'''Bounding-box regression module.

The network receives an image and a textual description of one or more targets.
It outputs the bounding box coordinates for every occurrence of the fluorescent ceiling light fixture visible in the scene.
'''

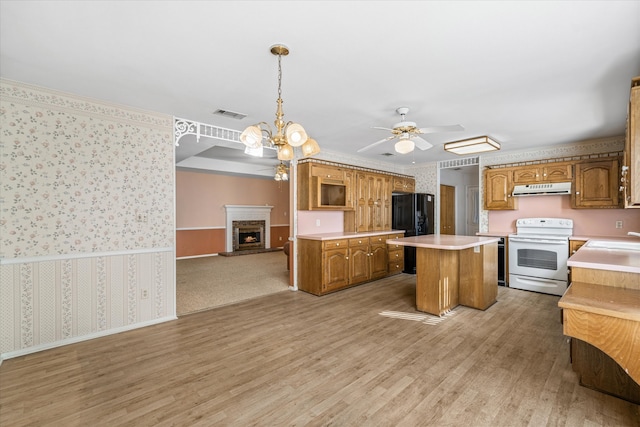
[244,144,264,157]
[444,136,500,155]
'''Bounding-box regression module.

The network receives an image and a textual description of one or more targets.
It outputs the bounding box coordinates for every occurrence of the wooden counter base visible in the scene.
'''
[416,242,497,316]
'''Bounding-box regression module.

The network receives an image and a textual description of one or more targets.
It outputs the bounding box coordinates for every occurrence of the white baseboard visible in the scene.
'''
[0,316,178,363]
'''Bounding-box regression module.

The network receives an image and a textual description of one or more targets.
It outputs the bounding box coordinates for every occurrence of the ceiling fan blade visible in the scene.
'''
[372,126,394,131]
[413,136,434,151]
[419,124,464,134]
[357,135,396,153]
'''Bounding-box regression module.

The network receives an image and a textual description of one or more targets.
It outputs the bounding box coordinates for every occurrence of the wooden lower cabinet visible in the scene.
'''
[297,233,403,296]
[571,338,640,405]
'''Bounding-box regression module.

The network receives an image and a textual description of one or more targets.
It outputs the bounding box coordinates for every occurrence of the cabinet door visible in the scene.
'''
[624,79,640,207]
[348,245,370,285]
[355,172,372,232]
[513,167,541,183]
[484,169,516,210]
[573,159,620,208]
[543,164,572,182]
[380,176,392,231]
[369,243,388,280]
[344,170,356,209]
[322,248,349,292]
[370,174,386,231]
[311,164,345,181]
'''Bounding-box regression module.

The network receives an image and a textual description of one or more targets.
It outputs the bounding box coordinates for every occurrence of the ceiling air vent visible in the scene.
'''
[213,109,247,120]
[380,153,395,157]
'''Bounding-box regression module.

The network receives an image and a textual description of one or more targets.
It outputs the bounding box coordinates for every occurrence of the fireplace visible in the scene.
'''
[224,205,273,253]
[233,221,265,251]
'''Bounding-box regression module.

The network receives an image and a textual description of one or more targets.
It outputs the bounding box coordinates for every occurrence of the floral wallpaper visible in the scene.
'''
[0,79,176,357]
[0,79,175,259]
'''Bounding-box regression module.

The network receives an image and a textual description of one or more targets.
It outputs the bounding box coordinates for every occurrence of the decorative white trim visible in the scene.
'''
[0,247,174,265]
[0,316,177,361]
[224,205,273,252]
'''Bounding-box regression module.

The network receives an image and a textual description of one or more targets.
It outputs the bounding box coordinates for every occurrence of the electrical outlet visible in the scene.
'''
[316,219,321,227]
[616,220,623,229]
[141,289,148,299]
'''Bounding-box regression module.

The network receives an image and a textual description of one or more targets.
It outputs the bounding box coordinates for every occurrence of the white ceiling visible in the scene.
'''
[2,1,639,176]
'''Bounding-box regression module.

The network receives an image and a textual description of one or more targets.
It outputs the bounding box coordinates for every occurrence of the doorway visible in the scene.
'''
[438,159,480,236]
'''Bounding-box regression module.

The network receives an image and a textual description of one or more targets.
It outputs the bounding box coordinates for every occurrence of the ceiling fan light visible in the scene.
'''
[444,136,500,155]
[394,138,415,154]
[240,125,263,148]
[277,144,294,161]
[285,123,308,147]
[301,138,320,157]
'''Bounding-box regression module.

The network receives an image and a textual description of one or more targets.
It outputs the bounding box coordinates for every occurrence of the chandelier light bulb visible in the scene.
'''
[301,138,320,157]
[285,123,308,147]
[240,125,263,148]
[277,144,294,161]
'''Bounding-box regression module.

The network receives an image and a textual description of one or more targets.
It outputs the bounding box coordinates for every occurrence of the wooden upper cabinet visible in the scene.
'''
[297,162,353,211]
[484,169,517,210]
[512,163,572,184]
[355,172,389,232]
[623,76,640,208]
[572,159,621,208]
[392,176,415,193]
[544,163,572,182]
[512,167,541,183]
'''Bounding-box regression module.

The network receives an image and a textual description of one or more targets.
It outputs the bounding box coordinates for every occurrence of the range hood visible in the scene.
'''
[512,182,572,196]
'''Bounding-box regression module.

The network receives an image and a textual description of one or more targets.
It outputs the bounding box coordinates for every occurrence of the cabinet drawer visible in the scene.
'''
[369,235,388,244]
[387,249,403,261]
[323,239,348,250]
[388,260,404,274]
[349,237,368,247]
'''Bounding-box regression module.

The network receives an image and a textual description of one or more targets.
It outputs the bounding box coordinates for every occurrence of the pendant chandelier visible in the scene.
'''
[240,44,320,161]
[274,161,289,181]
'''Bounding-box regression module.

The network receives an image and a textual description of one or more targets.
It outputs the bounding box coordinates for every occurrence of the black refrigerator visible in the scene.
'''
[392,193,435,274]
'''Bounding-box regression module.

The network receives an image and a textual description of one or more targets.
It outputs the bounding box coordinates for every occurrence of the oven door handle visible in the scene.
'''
[509,237,568,245]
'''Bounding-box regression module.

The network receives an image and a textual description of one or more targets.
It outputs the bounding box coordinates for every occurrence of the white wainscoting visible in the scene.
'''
[0,249,176,360]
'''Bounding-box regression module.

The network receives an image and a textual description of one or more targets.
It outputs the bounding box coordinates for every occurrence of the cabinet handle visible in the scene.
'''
[345,256,349,260]
[575,191,580,195]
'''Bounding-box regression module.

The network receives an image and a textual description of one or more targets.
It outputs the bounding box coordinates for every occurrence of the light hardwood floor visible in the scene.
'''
[1,276,638,426]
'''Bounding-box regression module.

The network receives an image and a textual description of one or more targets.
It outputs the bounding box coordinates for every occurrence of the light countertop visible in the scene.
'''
[476,231,513,238]
[297,230,405,241]
[568,237,640,274]
[387,235,500,250]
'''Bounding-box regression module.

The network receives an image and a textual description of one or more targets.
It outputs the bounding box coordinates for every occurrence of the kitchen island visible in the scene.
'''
[388,235,500,316]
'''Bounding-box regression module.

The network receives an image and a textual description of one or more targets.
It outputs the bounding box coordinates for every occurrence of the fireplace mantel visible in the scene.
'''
[224,205,273,252]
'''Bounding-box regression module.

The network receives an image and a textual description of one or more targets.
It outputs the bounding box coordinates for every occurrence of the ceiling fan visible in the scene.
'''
[358,107,464,154]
